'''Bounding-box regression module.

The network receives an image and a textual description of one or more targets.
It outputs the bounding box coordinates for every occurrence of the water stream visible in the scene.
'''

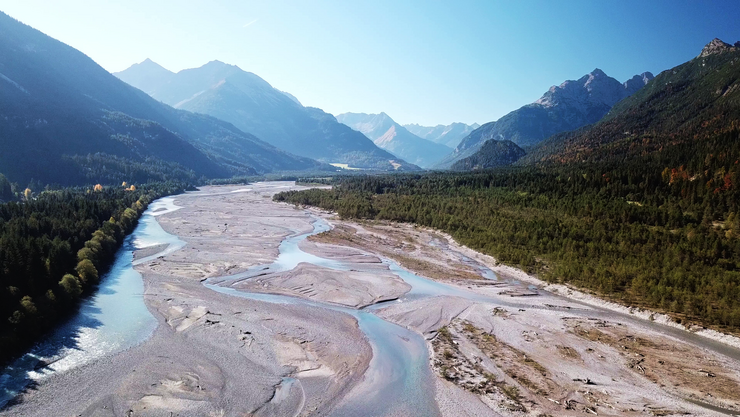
[0,197,183,409]
[4,189,740,416]
[205,216,442,417]
[207,214,740,416]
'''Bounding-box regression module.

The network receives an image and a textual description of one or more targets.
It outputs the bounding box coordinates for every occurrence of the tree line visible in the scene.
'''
[0,180,189,365]
[276,130,740,332]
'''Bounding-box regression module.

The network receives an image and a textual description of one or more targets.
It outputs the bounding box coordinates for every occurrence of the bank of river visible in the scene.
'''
[4,183,740,416]
[0,197,182,409]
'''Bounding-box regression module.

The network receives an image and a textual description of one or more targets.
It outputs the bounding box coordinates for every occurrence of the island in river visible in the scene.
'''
[2,182,740,416]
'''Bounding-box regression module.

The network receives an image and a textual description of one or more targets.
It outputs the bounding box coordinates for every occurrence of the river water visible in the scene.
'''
[4,189,740,415]
[0,197,182,409]
[205,216,442,417]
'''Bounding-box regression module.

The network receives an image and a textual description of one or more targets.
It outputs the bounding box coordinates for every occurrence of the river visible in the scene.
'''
[3,188,740,416]
[0,197,182,409]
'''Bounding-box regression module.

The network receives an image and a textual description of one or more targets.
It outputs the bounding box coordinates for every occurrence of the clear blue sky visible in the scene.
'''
[1,0,739,126]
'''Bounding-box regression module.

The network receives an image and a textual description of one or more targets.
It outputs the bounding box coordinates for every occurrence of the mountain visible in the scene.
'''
[437,69,654,168]
[112,58,175,96]
[336,112,452,168]
[450,140,525,171]
[115,61,418,171]
[521,38,740,166]
[0,12,325,186]
[404,122,480,148]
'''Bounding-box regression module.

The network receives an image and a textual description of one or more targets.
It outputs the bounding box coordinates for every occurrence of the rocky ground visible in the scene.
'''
[4,182,740,416]
[305,216,740,416]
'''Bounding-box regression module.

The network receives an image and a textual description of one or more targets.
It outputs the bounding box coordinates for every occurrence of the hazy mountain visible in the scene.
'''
[521,38,740,166]
[0,12,326,185]
[450,140,525,171]
[437,69,654,168]
[116,61,418,171]
[113,58,174,96]
[337,112,452,168]
[404,122,480,148]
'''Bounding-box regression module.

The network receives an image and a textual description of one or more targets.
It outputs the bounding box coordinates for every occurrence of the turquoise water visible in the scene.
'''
[207,216,442,416]
[0,197,182,408]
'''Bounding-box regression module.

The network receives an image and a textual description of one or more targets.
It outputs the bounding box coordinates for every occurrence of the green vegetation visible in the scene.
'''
[451,139,526,171]
[526,48,740,166]
[276,132,740,331]
[0,181,188,364]
[276,46,740,333]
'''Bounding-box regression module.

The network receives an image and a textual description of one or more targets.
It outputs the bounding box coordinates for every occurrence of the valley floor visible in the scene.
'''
[3,182,740,416]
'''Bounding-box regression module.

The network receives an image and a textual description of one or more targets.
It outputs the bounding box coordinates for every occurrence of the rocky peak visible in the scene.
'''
[699,38,738,58]
[623,71,654,95]
[536,68,625,109]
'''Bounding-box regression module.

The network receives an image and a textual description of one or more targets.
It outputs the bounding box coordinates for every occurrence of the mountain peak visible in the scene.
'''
[590,68,607,76]
[623,71,654,95]
[699,38,738,58]
[204,59,229,68]
[128,58,172,73]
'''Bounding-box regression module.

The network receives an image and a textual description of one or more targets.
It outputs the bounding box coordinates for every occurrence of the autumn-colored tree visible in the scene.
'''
[122,181,128,187]
[128,184,136,191]
[77,247,96,263]
[20,296,37,316]
[23,188,32,201]
[76,259,99,284]
[59,274,82,299]
[93,184,103,192]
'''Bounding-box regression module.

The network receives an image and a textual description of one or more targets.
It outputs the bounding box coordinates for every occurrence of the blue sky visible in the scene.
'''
[1,0,739,126]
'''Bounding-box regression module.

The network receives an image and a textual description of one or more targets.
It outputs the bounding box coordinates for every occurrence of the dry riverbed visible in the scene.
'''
[302,215,740,416]
[4,182,740,417]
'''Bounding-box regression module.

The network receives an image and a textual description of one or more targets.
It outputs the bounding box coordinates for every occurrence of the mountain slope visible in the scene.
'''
[522,38,740,166]
[0,12,324,185]
[437,69,653,169]
[450,140,525,171]
[116,61,418,171]
[337,112,452,168]
[404,122,479,148]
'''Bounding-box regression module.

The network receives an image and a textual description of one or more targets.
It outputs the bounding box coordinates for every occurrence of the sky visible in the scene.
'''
[1,0,739,126]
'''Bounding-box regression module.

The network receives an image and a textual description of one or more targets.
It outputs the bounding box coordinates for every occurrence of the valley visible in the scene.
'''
[4,182,740,416]
[1,4,740,416]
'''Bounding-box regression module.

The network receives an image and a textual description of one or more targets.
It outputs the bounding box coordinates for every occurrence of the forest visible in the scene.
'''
[276,128,740,332]
[0,180,189,365]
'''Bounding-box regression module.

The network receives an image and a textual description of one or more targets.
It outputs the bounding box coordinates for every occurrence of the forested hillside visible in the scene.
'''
[0,182,187,364]
[450,140,525,171]
[0,12,325,187]
[524,39,740,166]
[276,138,740,331]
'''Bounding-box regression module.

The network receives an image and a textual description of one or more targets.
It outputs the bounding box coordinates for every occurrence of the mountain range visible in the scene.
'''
[521,38,740,167]
[404,122,479,148]
[0,12,327,186]
[437,68,654,168]
[336,112,452,168]
[115,61,418,171]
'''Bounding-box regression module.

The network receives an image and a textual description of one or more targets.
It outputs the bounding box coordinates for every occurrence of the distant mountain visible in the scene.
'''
[404,122,480,148]
[116,61,418,171]
[0,12,325,186]
[521,38,740,166]
[437,68,654,168]
[112,58,175,97]
[450,140,525,171]
[336,112,452,168]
